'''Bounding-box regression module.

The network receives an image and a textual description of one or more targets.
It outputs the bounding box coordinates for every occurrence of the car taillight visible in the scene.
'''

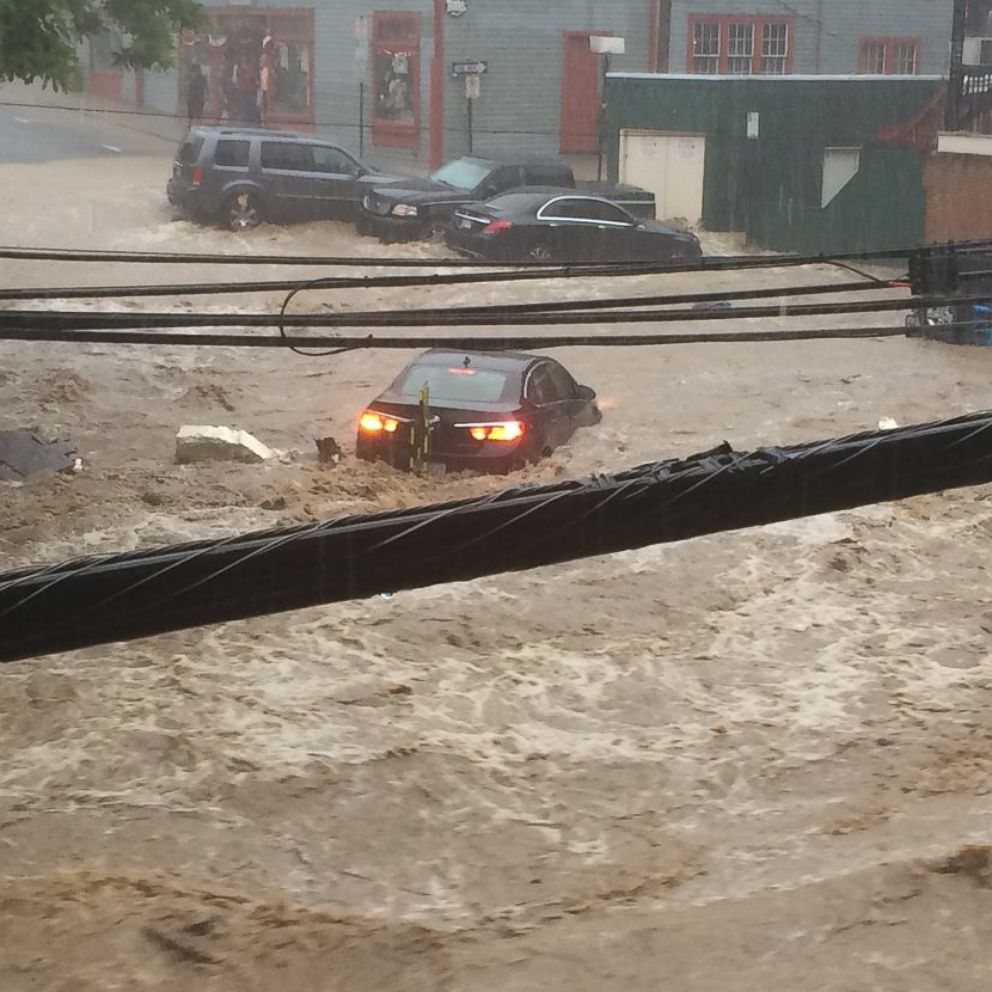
[482,219,513,234]
[359,411,399,433]
[465,421,525,442]
[190,166,204,187]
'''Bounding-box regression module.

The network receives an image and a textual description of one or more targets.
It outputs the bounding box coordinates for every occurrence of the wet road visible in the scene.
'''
[0,97,174,163]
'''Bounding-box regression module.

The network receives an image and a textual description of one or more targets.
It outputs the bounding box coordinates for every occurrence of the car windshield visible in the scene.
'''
[395,364,511,402]
[428,157,493,190]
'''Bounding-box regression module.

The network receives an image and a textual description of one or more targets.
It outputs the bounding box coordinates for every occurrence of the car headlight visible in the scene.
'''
[391,203,419,218]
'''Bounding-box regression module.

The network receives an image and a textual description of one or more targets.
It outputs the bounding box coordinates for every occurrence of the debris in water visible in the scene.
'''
[0,428,79,481]
[315,436,343,465]
[175,425,277,465]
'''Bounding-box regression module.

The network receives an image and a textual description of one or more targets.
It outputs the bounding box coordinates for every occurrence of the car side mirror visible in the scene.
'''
[576,384,595,401]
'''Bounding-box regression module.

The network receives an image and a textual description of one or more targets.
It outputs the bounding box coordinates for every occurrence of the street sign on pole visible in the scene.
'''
[452,60,488,76]
[465,74,480,100]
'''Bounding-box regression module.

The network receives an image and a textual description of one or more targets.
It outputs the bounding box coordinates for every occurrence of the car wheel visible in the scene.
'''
[527,242,555,263]
[225,191,263,231]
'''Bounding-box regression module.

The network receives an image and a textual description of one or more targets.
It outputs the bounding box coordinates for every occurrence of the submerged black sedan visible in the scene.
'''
[446,188,702,263]
[356,350,601,474]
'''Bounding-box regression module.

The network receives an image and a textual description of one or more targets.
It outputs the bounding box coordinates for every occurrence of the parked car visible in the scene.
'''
[445,188,702,263]
[356,349,602,474]
[357,154,655,243]
[167,126,401,230]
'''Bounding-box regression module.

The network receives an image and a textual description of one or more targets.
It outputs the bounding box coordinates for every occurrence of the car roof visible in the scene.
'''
[489,186,582,198]
[188,126,340,142]
[414,349,547,372]
[189,126,298,138]
[448,154,571,168]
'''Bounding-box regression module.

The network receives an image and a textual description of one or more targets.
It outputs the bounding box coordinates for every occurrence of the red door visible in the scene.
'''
[560,31,607,154]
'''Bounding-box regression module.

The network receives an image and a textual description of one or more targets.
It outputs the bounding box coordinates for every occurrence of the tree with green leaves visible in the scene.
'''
[0,0,206,90]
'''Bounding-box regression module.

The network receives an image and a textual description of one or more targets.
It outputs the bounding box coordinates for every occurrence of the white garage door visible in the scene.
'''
[619,130,706,227]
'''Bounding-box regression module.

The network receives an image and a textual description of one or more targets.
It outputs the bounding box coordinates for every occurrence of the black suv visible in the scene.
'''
[167,127,399,230]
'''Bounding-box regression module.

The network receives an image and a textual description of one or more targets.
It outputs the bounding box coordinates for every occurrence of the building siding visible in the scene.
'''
[606,74,943,253]
[669,0,954,76]
[139,1,657,173]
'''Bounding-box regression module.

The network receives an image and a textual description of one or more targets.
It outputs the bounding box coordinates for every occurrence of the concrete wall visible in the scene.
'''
[669,0,954,75]
[924,152,992,241]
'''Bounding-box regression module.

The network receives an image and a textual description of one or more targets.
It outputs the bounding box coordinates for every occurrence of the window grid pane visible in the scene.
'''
[894,42,919,74]
[727,22,754,74]
[761,23,788,73]
[692,21,720,74]
[861,42,886,73]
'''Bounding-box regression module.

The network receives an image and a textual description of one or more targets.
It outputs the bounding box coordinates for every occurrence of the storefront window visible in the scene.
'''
[178,8,314,128]
[371,12,420,149]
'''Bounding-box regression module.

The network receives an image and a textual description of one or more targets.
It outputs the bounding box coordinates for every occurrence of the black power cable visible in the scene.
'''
[3,409,992,664]
[0,276,886,308]
[0,288,967,333]
[0,322,915,350]
[4,237,992,270]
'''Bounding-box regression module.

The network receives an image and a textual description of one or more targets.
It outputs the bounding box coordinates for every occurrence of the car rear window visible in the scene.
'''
[485,193,545,214]
[177,136,203,164]
[214,140,250,168]
[395,365,512,403]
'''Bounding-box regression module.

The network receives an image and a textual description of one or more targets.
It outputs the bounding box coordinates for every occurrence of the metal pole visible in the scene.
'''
[467,93,473,153]
[947,0,967,130]
[359,81,365,159]
[598,53,611,182]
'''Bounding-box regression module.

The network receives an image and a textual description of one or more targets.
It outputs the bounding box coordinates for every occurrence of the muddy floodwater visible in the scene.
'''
[1,149,992,991]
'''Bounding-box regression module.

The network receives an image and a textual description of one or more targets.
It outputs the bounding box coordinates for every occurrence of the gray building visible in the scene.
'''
[137,1,657,175]
[89,1,956,174]
[661,1,955,76]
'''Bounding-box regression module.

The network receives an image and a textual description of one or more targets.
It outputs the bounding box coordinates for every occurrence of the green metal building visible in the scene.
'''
[605,73,945,254]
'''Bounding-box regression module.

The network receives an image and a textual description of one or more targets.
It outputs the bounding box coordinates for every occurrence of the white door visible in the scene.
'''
[619,130,706,226]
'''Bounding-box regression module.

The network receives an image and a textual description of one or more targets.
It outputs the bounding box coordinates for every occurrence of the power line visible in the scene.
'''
[0,322,918,351]
[0,276,885,304]
[0,97,653,141]
[4,238,992,270]
[0,289,958,332]
[3,408,992,664]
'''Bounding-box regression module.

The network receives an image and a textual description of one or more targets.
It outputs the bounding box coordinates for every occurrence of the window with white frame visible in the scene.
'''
[727,22,755,74]
[761,22,790,74]
[692,20,721,74]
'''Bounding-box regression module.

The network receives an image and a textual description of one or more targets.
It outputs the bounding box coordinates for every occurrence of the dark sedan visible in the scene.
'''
[356,350,601,474]
[446,188,702,263]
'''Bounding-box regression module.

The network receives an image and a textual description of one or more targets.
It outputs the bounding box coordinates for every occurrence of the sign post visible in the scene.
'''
[452,61,486,154]
[355,17,369,158]
[589,36,625,182]
[465,73,480,151]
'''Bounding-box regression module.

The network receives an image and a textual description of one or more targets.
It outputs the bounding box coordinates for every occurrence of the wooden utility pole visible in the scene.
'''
[947,0,968,130]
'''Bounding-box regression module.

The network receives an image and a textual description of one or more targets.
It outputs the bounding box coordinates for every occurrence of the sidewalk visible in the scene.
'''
[0,80,186,152]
